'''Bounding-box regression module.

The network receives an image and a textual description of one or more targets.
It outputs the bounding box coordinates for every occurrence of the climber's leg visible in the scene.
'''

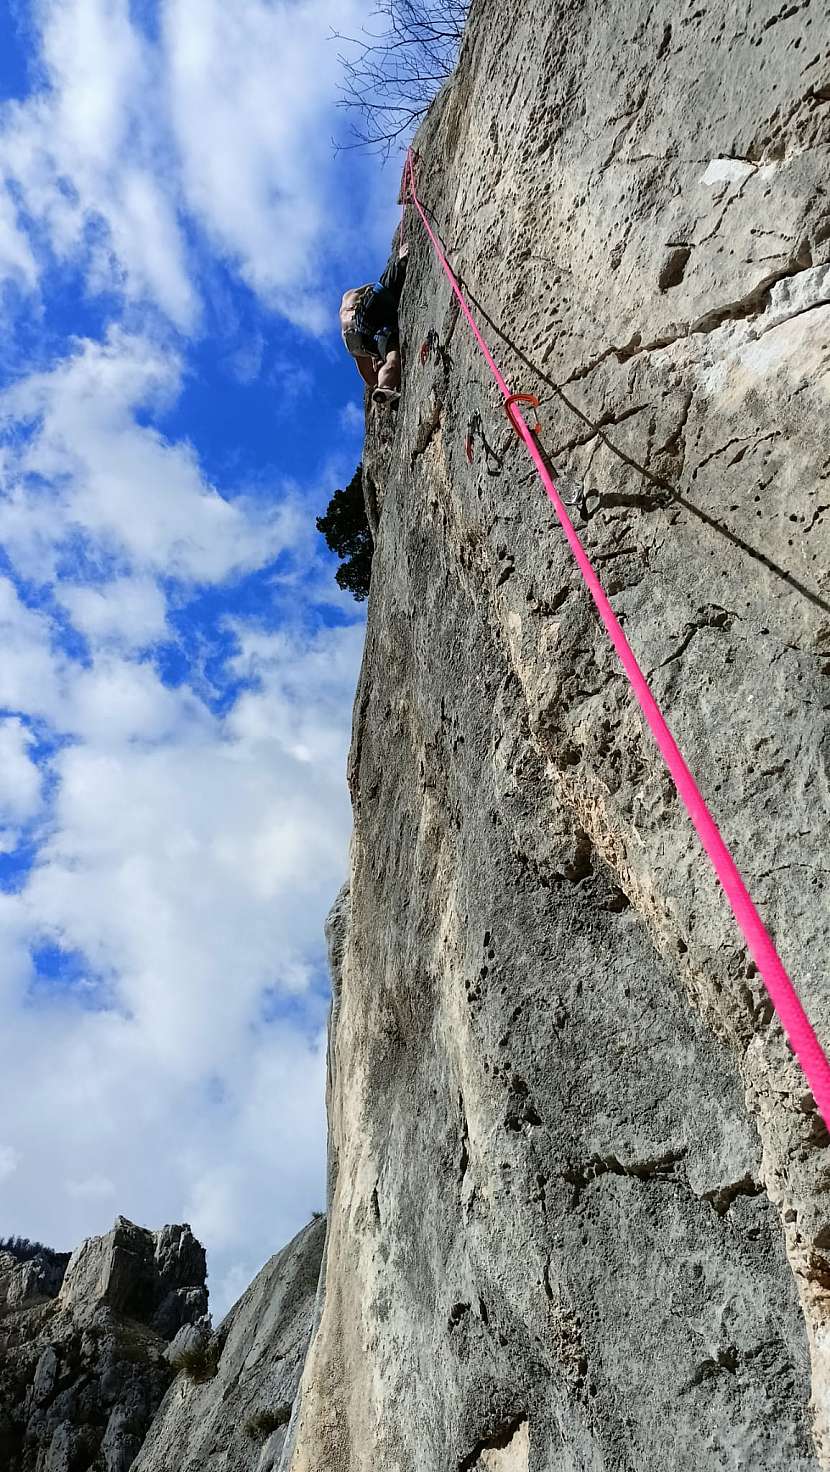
[376,349,400,393]
[354,354,379,389]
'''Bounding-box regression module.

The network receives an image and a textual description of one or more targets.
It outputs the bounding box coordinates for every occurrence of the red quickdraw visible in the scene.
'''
[420,328,440,366]
[504,392,542,438]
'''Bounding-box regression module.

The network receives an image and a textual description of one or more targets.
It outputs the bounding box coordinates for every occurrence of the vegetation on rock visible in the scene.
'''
[171,1339,222,1384]
[0,1237,62,1264]
[316,465,373,601]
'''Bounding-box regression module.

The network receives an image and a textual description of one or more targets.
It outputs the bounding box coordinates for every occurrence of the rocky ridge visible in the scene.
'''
[132,1217,325,1472]
[0,1217,208,1471]
[0,1215,324,1472]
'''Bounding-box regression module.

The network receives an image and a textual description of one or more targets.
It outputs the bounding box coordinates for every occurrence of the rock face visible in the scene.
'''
[0,1217,207,1472]
[133,1218,326,1472]
[59,1217,207,1338]
[0,1250,70,1313]
[282,1,830,1468]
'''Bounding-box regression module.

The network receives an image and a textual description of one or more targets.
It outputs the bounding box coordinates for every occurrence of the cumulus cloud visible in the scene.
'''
[162,0,372,330]
[1,607,360,1311]
[0,0,384,332]
[0,183,37,287]
[0,0,383,1322]
[22,623,361,1036]
[56,577,169,652]
[0,327,305,585]
[0,0,197,325]
[0,718,42,851]
[0,576,65,722]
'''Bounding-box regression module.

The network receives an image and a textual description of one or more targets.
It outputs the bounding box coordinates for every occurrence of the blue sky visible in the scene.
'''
[0,0,397,1316]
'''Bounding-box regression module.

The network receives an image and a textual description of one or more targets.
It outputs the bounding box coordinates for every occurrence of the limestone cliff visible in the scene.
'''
[4,4,828,1469]
[282,1,830,1468]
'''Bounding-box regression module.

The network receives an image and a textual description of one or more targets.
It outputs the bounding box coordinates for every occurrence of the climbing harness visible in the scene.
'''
[401,148,830,1128]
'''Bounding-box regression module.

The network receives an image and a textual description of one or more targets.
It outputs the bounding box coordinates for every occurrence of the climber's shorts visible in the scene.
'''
[373,324,399,362]
[343,315,398,365]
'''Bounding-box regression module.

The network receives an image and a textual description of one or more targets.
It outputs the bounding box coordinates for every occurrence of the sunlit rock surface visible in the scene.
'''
[133,1219,325,1472]
[282,0,830,1467]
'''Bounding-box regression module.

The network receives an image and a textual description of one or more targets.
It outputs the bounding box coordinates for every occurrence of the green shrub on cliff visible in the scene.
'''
[171,1339,221,1383]
[316,465,373,601]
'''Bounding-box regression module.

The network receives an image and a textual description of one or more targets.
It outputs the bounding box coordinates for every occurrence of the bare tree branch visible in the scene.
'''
[332,0,469,159]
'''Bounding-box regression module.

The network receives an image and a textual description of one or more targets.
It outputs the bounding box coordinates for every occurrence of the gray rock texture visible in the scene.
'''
[0,1217,207,1471]
[0,1250,70,1312]
[60,1217,207,1336]
[133,1218,325,1472]
[284,1,830,1468]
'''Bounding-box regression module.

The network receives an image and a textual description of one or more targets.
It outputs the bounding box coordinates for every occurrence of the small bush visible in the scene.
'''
[316,465,373,601]
[244,1405,292,1441]
[171,1339,221,1384]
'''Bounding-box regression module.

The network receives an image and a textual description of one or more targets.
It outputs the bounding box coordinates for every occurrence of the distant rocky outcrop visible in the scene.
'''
[0,1216,208,1472]
[133,1218,326,1472]
[0,1247,70,1313]
[59,1216,207,1338]
[0,1216,325,1472]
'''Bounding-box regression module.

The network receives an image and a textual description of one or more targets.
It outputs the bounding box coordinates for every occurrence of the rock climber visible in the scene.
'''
[339,241,408,405]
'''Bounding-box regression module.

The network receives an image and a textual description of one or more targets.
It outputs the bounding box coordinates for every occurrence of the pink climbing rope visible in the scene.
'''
[403,149,830,1128]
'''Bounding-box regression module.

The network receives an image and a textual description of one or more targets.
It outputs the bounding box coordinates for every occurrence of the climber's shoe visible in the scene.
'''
[372,387,400,407]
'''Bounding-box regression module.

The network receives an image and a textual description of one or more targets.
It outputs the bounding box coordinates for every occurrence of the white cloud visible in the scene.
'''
[0,718,42,822]
[0,0,197,326]
[0,184,37,287]
[56,577,169,652]
[62,658,207,744]
[0,328,303,585]
[0,717,42,853]
[0,1144,21,1182]
[0,577,65,723]
[162,0,372,330]
[338,399,364,435]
